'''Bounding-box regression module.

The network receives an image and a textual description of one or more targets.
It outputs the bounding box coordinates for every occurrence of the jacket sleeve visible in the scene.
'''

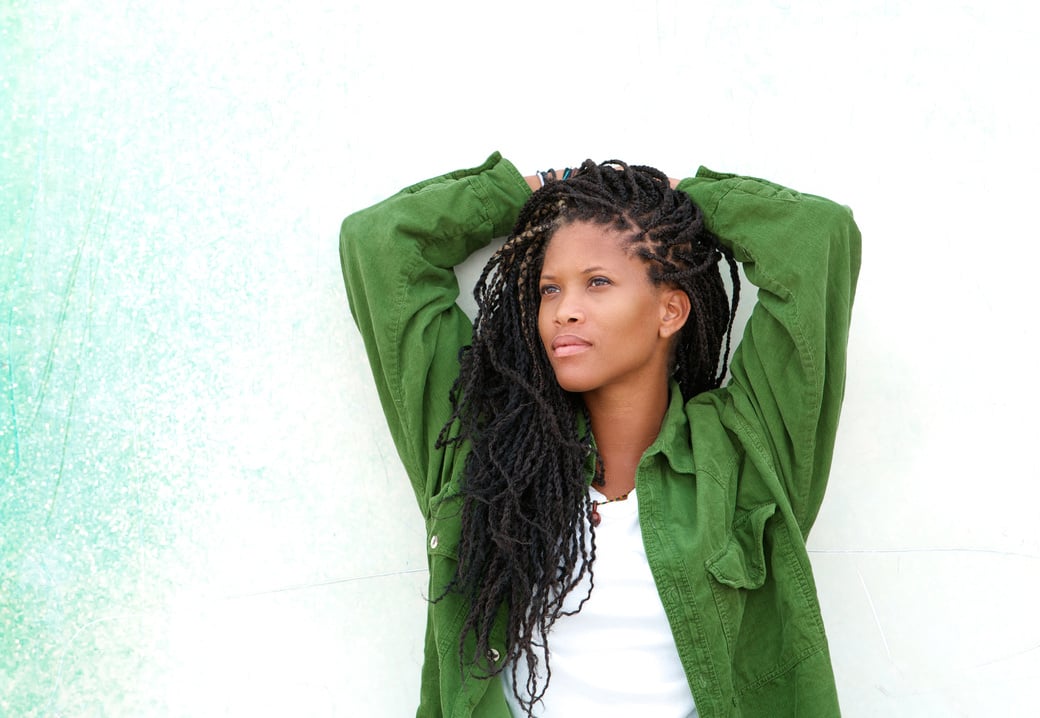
[678,169,862,535]
[339,152,532,516]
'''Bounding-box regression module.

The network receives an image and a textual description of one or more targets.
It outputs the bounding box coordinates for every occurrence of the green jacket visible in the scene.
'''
[340,152,861,717]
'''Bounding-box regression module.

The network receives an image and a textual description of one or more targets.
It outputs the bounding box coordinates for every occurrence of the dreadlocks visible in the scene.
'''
[434,159,740,714]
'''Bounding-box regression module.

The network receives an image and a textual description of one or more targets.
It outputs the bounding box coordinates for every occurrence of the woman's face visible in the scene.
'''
[537,221,686,397]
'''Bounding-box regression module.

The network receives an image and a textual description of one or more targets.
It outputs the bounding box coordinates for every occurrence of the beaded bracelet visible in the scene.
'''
[536,167,573,187]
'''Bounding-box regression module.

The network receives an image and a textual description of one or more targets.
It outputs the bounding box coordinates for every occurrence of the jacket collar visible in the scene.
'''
[578,381,696,481]
[643,381,696,476]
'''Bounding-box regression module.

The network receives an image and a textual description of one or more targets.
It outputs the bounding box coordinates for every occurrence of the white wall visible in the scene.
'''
[2,0,1037,715]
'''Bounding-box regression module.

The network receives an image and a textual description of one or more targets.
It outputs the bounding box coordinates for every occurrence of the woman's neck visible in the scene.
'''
[584,379,671,499]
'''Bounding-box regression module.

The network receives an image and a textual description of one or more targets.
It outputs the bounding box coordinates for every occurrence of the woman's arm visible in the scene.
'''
[679,169,861,536]
[339,153,532,516]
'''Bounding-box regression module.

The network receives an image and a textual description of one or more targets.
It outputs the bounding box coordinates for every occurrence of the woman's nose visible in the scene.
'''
[555,295,584,325]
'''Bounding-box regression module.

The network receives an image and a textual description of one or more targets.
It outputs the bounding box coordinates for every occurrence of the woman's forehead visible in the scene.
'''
[543,221,640,263]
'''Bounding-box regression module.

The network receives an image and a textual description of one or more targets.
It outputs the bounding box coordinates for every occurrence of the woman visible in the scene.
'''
[340,153,860,717]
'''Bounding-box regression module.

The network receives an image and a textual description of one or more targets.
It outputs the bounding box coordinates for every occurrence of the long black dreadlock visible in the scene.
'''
[434,159,740,714]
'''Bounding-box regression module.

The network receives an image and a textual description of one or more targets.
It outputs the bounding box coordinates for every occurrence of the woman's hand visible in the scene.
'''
[524,167,579,192]
[526,168,681,191]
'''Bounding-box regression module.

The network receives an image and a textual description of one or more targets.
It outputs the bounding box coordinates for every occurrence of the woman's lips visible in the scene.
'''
[551,335,592,357]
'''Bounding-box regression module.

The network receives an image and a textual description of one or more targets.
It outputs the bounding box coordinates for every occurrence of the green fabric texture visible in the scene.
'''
[339,152,861,717]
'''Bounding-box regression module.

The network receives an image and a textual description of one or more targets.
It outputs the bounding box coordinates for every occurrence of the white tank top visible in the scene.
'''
[501,487,698,717]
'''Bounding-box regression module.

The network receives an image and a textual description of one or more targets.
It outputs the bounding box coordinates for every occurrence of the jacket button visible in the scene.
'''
[487,648,500,663]
[429,535,439,549]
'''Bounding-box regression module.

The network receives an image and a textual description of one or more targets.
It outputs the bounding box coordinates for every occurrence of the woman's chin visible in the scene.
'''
[552,373,599,395]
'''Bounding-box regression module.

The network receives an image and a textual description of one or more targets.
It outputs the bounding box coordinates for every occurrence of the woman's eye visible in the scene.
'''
[589,276,611,287]
[540,285,559,296]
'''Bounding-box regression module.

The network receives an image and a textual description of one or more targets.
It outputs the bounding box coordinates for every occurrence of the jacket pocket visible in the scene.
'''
[427,500,509,715]
[426,501,471,711]
[707,502,775,590]
[427,499,462,597]
[705,503,825,692]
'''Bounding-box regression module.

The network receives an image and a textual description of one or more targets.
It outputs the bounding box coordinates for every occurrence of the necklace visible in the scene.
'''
[589,492,630,527]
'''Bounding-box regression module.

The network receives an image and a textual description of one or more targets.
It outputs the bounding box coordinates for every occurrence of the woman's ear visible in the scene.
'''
[659,288,691,339]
